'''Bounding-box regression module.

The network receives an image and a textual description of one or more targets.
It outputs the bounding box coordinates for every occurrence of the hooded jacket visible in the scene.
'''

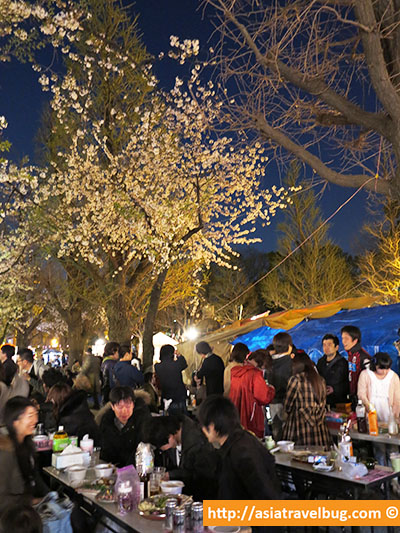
[229,364,275,438]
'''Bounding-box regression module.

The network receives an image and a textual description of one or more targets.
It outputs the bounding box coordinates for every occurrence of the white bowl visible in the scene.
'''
[94,463,114,478]
[66,465,87,484]
[160,480,184,495]
[277,440,295,452]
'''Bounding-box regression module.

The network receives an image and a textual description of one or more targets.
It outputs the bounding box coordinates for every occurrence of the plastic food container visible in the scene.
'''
[66,465,87,484]
[160,481,184,495]
[94,463,114,478]
[277,440,295,452]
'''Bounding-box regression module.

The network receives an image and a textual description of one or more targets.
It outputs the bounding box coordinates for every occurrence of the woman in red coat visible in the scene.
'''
[229,349,275,438]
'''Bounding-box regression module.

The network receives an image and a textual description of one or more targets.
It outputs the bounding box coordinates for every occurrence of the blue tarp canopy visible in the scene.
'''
[232,303,400,372]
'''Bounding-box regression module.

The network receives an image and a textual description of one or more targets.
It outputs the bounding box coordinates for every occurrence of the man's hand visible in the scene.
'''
[22,373,31,382]
[194,376,201,387]
[326,386,334,395]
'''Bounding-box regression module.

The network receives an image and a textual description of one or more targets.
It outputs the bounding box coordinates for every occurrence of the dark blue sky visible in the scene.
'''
[1,0,373,255]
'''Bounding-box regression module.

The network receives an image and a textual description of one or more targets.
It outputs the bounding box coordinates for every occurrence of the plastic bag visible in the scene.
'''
[35,491,73,533]
[340,460,368,480]
[114,465,140,510]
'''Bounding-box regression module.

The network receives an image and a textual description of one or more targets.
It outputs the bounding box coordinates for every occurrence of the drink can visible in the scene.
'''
[191,502,203,532]
[165,498,177,531]
[173,508,185,532]
[184,500,192,530]
[69,436,78,447]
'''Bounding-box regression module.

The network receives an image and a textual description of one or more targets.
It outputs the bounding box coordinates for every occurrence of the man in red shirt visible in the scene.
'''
[341,325,371,408]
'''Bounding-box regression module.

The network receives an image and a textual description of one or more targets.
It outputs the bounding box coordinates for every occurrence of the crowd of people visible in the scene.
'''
[0,324,397,532]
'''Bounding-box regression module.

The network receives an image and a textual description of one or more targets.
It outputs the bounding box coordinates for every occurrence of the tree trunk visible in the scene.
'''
[66,309,87,367]
[16,329,29,348]
[106,291,132,344]
[142,269,168,370]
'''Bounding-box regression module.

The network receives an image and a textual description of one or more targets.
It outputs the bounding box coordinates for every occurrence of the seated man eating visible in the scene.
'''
[100,386,151,467]
[146,414,218,500]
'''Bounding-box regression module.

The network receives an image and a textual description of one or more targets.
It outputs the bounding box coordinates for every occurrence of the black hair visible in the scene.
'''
[0,504,42,533]
[272,332,293,354]
[159,345,175,362]
[322,333,339,347]
[118,344,131,359]
[144,372,153,383]
[1,344,15,360]
[86,347,93,354]
[370,352,392,371]
[230,343,249,363]
[341,325,361,343]
[4,397,36,489]
[42,368,68,389]
[196,341,212,355]
[17,348,34,364]
[147,415,183,448]
[197,395,240,437]
[109,386,135,405]
[248,349,268,369]
[103,342,120,358]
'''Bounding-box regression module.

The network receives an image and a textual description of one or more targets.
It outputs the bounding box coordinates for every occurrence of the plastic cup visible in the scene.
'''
[390,453,400,472]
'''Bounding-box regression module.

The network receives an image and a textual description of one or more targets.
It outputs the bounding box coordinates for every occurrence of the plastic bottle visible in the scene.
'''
[368,404,378,436]
[338,425,353,460]
[356,400,367,433]
[135,442,154,475]
[52,426,69,452]
[388,409,399,436]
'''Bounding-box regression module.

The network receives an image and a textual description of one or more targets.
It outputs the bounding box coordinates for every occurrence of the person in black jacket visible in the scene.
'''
[198,395,281,532]
[99,386,151,467]
[113,345,144,389]
[47,383,100,444]
[147,415,218,500]
[0,345,18,387]
[155,345,187,414]
[316,334,349,408]
[269,332,294,441]
[194,342,224,396]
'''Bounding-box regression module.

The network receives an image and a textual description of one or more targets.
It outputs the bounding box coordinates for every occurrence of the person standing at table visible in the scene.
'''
[80,347,102,410]
[268,332,294,441]
[194,342,224,396]
[100,341,120,403]
[317,334,349,408]
[283,352,331,448]
[223,343,249,397]
[230,349,275,438]
[155,345,188,415]
[341,325,371,408]
[357,352,400,466]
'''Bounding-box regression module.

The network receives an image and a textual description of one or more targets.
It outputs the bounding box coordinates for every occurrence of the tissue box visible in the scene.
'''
[51,451,90,470]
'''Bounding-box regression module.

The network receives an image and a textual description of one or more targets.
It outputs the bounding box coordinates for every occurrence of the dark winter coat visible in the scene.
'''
[155,356,188,402]
[269,353,292,404]
[217,427,281,500]
[101,357,116,401]
[113,361,144,389]
[3,358,17,387]
[316,353,349,407]
[157,416,219,500]
[99,400,151,467]
[196,353,225,396]
[283,372,332,448]
[57,390,100,444]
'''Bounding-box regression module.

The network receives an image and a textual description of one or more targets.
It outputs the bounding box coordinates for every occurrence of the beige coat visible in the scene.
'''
[223,362,242,397]
[357,369,400,418]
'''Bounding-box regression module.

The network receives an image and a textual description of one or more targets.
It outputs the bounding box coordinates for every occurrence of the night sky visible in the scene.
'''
[1,0,374,256]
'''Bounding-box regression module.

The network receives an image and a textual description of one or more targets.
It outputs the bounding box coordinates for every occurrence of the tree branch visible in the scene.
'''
[212,0,390,137]
[354,0,400,120]
[254,112,390,194]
